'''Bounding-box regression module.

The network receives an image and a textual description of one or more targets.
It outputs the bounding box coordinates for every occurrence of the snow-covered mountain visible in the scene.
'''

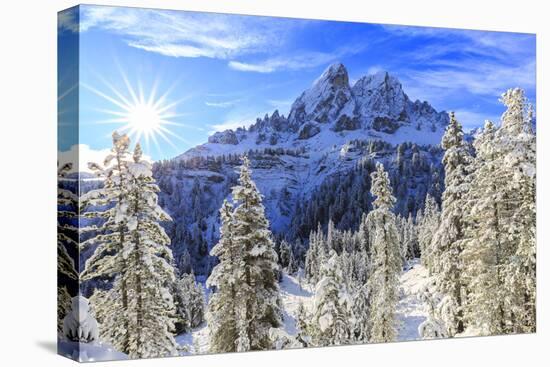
[154,63,448,275]
[182,62,448,159]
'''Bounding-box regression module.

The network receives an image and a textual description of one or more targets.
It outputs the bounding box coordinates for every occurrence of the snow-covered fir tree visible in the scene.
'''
[462,89,536,334]
[305,224,326,283]
[206,200,240,353]
[80,132,133,351]
[366,163,401,343]
[418,194,440,274]
[57,162,79,333]
[431,112,473,336]
[208,157,282,352]
[351,284,370,342]
[172,273,205,334]
[231,156,282,351]
[295,301,311,347]
[310,251,352,346]
[82,134,179,358]
[278,240,293,271]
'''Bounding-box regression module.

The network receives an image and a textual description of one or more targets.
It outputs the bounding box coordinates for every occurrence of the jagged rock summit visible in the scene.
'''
[181,62,449,158]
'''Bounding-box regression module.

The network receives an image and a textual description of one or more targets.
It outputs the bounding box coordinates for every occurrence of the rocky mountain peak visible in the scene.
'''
[288,62,353,128]
[186,63,449,158]
[314,62,350,89]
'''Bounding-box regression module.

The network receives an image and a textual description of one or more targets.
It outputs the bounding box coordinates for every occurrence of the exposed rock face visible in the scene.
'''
[208,130,239,145]
[298,122,321,139]
[333,114,361,132]
[288,63,354,126]
[199,63,448,148]
[372,116,401,134]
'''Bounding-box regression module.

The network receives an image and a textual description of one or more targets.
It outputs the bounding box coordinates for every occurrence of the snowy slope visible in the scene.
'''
[396,259,433,341]
[180,63,448,161]
[153,62,448,276]
[57,339,129,362]
[176,262,431,354]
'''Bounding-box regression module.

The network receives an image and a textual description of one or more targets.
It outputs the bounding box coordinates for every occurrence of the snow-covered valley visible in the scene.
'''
[176,259,433,355]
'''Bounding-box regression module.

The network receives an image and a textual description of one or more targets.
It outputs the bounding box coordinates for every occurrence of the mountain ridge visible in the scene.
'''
[180,62,449,160]
[153,62,448,276]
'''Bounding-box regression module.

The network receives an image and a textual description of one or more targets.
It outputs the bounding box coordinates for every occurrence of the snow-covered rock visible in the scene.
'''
[58,339,128,362]
[62,296,99,343]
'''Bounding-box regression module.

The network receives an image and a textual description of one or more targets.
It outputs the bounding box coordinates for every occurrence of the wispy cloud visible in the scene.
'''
[205,99,242,108]
[377,25,536,109]
[267,99,293,111]
[402,59,535,105]
[209,120,250,134]
[208,107,273,134]
[228,45,367,73]
[78,6,294,59]
[58,8,79,33]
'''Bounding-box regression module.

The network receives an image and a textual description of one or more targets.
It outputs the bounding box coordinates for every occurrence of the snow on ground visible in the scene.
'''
[175,323,210,355]
[279,271,315,336]
[177,261,431,354]
[58,339,129,362]
[176,270,315,354]
[396,259,432,341]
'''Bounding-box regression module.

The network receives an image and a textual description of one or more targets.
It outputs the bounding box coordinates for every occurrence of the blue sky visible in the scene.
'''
[58,5,536,161]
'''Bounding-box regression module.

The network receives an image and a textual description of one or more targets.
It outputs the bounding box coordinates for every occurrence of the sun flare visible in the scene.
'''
[125,102,163,139]
[83,71,189,154]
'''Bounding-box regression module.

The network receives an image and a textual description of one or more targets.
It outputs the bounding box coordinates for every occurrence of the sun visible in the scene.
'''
[125,102,163,140]
[82,69,190,154]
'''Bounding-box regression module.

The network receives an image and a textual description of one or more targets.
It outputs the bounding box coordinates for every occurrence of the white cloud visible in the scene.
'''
[405,60,535,99]
[58,8,79,33]
[366,65,384,75]
[78,6,292,60]
[209,120,250,134]
[205,99,241,108]
[208,107,273,134]
[228,61,276,73]
[228,45,367,73]
[267,99,293,109]
[379,24,535,109]
[58,144,152,173]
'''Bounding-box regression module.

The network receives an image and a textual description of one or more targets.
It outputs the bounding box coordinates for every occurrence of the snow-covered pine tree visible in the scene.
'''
[499,89,536,333]
[81,132,133,351]
[57,162,79,333]
[118,143,179,358]
[418,194,440,274]
[406,213,419,259]
[295,301,311,347]
[310,251,352,346]
[305,223,326,284]
[397,215,408,267]
[462,89,536,334]
[231,156,282,351]
[279,240,292,270]
[83,135,179,358]
[172,273,205,334]
[207,200,240,353]
[431,112,473,336]
[366,163,401,343]
[461,120,504,335]
[351,284,370,342]
[305,230,318,282]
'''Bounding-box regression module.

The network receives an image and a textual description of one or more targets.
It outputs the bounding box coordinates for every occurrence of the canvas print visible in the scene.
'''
[57,4,536,362]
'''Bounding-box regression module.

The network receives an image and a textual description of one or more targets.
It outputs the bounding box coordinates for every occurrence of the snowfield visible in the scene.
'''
[176,260,432,354]
[396,259,433,341]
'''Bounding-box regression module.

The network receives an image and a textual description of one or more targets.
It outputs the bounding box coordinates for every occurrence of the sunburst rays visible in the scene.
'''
[82,68,192,156]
